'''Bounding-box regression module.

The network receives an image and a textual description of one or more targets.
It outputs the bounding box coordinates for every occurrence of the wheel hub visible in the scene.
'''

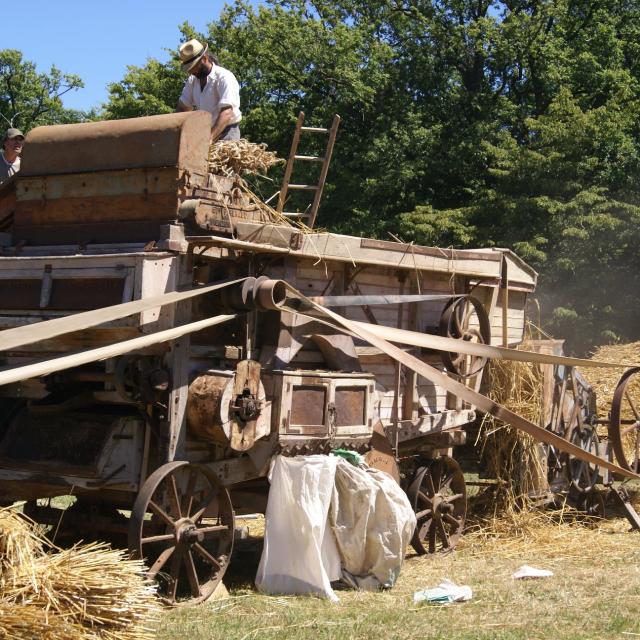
[176,521,204,545]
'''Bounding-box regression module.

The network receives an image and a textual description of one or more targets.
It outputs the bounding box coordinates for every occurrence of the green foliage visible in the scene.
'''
[0,49,85,132]
[100,1,640,353]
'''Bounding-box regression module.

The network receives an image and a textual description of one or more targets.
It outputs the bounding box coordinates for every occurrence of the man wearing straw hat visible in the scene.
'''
[176,39,242,142]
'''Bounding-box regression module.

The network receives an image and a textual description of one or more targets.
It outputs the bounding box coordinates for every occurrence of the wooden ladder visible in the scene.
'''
[276,111,341,228]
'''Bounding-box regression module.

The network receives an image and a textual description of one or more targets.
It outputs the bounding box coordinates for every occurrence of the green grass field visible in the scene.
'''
[157,512,640,640]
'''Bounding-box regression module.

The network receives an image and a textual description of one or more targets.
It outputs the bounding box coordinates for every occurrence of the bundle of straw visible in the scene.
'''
[476,346,547,508]
[208,139,283,177]
[0,509,160,640]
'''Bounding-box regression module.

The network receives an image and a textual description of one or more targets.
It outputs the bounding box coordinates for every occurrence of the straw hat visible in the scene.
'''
[179,39,209,72]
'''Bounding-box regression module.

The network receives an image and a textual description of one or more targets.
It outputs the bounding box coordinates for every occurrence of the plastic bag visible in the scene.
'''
[413,579,473,604]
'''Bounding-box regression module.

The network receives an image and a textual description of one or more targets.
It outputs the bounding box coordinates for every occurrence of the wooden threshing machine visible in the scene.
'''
[0,112,540,603]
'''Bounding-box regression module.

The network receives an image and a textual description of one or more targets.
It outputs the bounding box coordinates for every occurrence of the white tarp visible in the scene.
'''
[255,455,416,599]
[255,455,342,601]
[330,458,416,590]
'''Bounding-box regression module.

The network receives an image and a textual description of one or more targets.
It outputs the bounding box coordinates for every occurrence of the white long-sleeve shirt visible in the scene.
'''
[179,65,242,126]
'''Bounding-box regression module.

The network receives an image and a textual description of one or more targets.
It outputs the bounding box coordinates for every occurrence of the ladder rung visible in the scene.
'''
[294,155,325,162]
[300,126,328,133]
[288,184,319,191]
[282,212,310,218]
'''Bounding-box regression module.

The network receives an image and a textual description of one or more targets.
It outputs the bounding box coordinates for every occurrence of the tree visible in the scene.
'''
[0,50,85,132]
[101,1,640,353]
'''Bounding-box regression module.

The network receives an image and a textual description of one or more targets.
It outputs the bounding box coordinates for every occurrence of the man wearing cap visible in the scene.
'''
[176,39,242,142]
[0,128,24,185]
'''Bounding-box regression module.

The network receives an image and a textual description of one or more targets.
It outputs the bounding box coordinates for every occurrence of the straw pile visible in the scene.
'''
[208,139,283,177]
[0,508,160,640]
[581,341,640,415]
[476,345,547,509]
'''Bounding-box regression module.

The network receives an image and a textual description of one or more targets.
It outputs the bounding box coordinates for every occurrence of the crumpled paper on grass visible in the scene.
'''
[512,565,553,579]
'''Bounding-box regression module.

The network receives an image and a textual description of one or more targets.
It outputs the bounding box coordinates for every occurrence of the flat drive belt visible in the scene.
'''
[284,285,640,481]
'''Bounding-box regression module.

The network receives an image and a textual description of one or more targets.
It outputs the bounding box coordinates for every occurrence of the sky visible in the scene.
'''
[2,1,231,112]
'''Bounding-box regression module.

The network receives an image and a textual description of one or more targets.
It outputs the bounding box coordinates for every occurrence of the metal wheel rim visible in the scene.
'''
[439,296,491,378]
[609,367,640,473]
[128,461,234,605]
[407,456,466,555]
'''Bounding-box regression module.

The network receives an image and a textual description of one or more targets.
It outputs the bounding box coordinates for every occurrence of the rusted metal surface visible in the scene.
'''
[128,461,234,605]
[609,366,640,473]
[21,112,211,177]
[187,372,233,444]
[439,295,491,377]
[407,456,466,555]
[228,360,264,452]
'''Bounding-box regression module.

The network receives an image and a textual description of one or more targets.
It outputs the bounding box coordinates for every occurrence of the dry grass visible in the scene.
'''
[581,341,640,414]
[0,508,161,640]
[159,510,640,640]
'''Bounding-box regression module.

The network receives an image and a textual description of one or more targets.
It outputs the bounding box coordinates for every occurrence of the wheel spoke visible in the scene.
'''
[183,549,201,598]
[149,500,176,528]
[183,469,197,518]
[198,524,230,537]
[443,513,461,528]
[194,542,222,570]
[417,489,433,505]
[191,486,219,523]
[431,465,442,492]
[168,547,182,602]
[440,472,455,491]
[424,472,436,497]
[625,391,640,421]
[142,533,176,545]
[442,493,464,504]
[415,508,433,520]
[148,546,175,578]
[167,474,182,519]
[621,422,640,436]
[436,519,450,548]
[419,518,433,539]
[428,522,437,553]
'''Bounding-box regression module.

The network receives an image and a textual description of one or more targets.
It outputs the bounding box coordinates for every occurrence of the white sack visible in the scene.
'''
[255,455,341,601]
[330,458,417,589]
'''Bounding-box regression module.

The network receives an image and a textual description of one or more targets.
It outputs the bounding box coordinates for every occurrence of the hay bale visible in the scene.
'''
[0,509,160,640]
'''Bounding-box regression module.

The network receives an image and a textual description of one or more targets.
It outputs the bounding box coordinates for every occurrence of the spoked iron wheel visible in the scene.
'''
[609,367,640,473]
[568,426,600,494]
[129,461,234,605]
[407,456,466,555]
[438,296,491,378]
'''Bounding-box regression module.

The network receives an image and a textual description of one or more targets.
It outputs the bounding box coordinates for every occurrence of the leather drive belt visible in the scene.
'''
[0,313,238,387]
[0,277,247,353]
[0,277,638,480]
[283,285,640,481]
